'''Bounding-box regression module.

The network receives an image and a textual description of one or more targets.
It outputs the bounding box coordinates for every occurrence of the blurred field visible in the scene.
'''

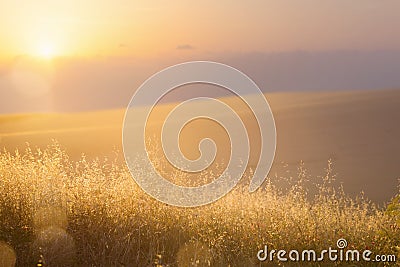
[1,89,399,203]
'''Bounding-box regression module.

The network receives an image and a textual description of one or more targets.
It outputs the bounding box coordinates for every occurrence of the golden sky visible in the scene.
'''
[1,0,400,60]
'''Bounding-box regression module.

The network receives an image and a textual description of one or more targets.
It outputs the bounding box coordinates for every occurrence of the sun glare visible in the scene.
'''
[36,42,56,59]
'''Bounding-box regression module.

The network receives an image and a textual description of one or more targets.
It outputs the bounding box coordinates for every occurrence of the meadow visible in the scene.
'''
[0,90,399,266]
[0,143,399,266]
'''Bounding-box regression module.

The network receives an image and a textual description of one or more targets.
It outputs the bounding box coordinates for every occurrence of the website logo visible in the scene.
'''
[257,238,397,263]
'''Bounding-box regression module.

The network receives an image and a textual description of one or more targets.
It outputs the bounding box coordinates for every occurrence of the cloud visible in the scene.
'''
[176,44,195,50]
[2,50,400,113]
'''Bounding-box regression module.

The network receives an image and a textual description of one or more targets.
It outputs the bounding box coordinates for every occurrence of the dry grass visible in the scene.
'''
[0,143,399,266]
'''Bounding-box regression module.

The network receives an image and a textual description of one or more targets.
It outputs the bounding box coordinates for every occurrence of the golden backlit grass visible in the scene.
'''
[0,143,399,266]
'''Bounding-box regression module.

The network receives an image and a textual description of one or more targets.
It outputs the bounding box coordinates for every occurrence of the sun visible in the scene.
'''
[36,42,57,59]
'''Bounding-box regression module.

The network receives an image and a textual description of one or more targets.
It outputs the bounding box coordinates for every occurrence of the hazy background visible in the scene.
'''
[1,0,400,113]
[0,1,399,203]
[2,1,400,57]
[1,50,400,113]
